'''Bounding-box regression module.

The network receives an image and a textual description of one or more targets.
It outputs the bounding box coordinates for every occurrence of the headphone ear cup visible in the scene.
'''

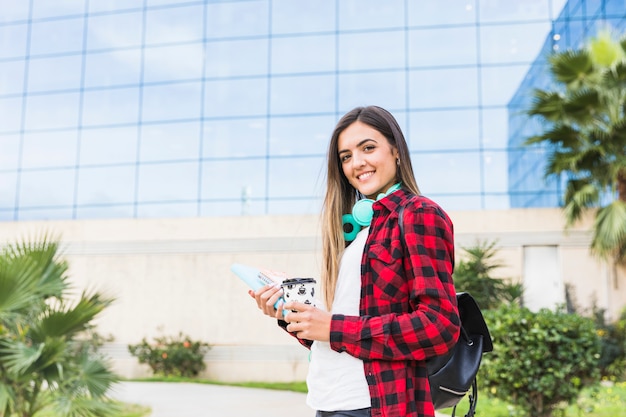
[352,199,374,227]
[342,213,361,242]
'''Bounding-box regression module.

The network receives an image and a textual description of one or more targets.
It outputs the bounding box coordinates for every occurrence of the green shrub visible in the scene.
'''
[481,305,601,417]
[453,240,522,309]
[128,332,211,378]
[593,307,626,381]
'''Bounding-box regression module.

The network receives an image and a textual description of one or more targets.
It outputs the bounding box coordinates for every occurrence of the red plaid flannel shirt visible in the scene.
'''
[329,189,460,417]
[280,189,459,416]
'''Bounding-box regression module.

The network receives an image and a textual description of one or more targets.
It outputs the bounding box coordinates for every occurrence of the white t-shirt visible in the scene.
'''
[306,227,371,411]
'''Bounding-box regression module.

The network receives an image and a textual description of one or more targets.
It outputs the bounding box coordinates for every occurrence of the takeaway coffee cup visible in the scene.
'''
[281,278,317,312]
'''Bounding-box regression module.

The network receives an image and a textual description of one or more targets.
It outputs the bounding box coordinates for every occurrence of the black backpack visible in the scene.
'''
[398,205,493,417]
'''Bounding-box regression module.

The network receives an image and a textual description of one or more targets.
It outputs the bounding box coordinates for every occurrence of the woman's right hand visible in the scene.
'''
[248,284,284,319]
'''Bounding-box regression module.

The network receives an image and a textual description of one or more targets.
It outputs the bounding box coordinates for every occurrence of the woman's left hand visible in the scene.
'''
[283,301,332,342]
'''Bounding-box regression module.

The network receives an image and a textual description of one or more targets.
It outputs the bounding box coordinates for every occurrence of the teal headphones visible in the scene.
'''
[342,183,402,242]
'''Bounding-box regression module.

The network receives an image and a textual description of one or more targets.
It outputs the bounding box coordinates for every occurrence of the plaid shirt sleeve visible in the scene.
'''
[329,196,460,362]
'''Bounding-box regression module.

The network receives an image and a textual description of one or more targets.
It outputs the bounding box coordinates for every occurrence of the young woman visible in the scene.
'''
[250,106,460,417]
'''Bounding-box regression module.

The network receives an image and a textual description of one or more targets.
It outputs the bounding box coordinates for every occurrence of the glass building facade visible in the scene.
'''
[0,0,570,221]
[508,0,626,208]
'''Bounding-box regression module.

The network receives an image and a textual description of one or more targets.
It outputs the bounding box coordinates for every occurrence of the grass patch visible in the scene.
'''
[37,402,151,417]
[130,376,308,393]
[442,381,626,417]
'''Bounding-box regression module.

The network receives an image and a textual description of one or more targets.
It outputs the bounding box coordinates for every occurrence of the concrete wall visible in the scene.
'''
[0,208,624,382]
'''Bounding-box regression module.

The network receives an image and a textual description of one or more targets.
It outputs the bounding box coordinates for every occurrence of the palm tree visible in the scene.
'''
[0,237,120,417]
[525,29,626,267]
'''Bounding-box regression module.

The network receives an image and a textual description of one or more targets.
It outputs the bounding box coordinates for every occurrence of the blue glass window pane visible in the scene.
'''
[268,156,324,198]
[202,118,267,158]
[201,200,265,217]
[0,60,26,94]
[483,150,508,193]
[269,115,334,156]
[271,35,335,74]
[82,87,139,126]
[270,74,335,115]
[145,4,204,45]
[339,71,406,112]
[408,27,477,67]
[87,11,143,50]
[205,39,268,78]
[30,18,84,55]
[17,207,74,221]
[136,202,198,218]
[0,1,30,22]
[268,198,321,215]
[206,1,269,39]
[0,172,16,210]
[0,24,28,59]
[201,159,267,200]
[80,126,138,165]
[28,55,82,92]
[0,97,22,133]
[88,0,143,13]
[141,82,202,122]
[480,23,552,64]
[0,134,19,170]
[140,121,201,162]
[204,78,267,118]
[271,0,335,34]
[21,131,77,169]
[408,110,479,151]
[137,161,199,202]
[31,0,85,19]
[24,92,79,130]
[339,31,405,71]
[479,0,551,23]
[409,68,478,108]
[408,1,476,26]
[481,108,509,148]
[18,168,75,207]
[76,165,136,205]
[84,49,142,87]
[144,44,204,82]
[413,151,481,194]
[339,0,405,31]
[481,66,529,106]
[76,204,135,219]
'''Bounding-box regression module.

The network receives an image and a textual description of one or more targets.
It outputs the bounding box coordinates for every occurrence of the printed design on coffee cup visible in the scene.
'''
[281,278,316,311]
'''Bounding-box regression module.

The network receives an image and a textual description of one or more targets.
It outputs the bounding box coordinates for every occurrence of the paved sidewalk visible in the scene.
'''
[112,381,449,417]
[111,381,314,417]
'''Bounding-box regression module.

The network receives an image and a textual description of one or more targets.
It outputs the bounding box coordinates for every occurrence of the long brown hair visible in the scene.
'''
[320,106,420,309]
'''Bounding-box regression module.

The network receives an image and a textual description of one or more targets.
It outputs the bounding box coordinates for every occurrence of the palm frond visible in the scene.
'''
[562,88,601,122]
[528,90,565,121]
[30,292,114,342]
[0,382,15,415]
[74,354,119,398]
[591,201,626,258]
[563,180,599,226]
[0,255,43,316]
[549,49,594,85]
[50,395,122,417]
[0,340,45,376]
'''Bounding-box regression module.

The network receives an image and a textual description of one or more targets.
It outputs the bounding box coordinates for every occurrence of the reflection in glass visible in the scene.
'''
[409,68,478,108]
[84,49,142,87]
[204,78,267,117]
[269,115,334,155]
[205,39,268,78]
[21,130,78,169]
[201,159,267,200]
[30,18,85,55]
[80,126,138,165]
[409,110,480,151]
[339,0,405,31]
[0,172,17,210]
[205,1,269,39]
[412,151,481,194]
[144,43,205,82]
[76,165,135,205]
[18,168,75,207]
[271,75,335,115]
[0,60,26,94]
[0,24,28,58]
[140,122,201,162]
[408,0,476,26]
[24,92,79,130]
[0,97,23,133]
[202,118,267,158]
[145,5,204,45]
[271,35,335,74]
[87,11,143,50]
[82,88,139,126]
[141,82,202,122]
[339,31,405,71]
[408,27,477,67]
[137,161,199,202]
[339,71,406,112]
[268,156,325,198]
[28,55,82,92]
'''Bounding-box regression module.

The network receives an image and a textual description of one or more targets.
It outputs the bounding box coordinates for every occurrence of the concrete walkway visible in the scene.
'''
[112,381,313,417]
[112,381,449,417]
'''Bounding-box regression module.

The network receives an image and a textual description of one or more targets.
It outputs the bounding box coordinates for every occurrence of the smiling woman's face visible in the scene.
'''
[337,121,399,199]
